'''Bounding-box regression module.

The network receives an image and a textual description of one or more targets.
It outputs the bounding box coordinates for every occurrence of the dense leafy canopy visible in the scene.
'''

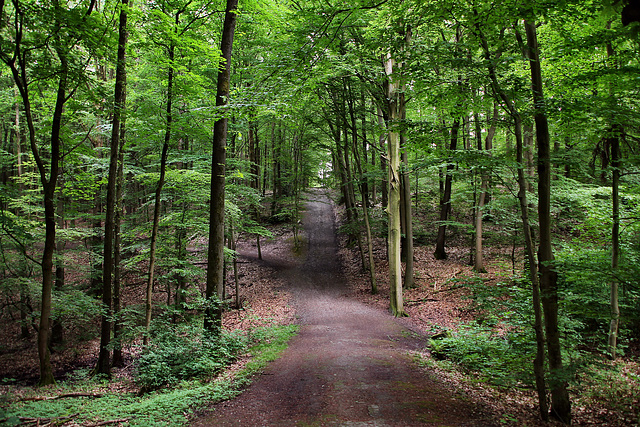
[1,0,639,421]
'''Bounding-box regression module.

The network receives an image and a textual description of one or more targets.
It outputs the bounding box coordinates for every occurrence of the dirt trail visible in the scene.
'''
[193,189,496,426]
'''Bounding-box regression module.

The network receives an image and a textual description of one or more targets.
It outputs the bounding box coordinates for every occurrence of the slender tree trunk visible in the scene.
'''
[476,17,548,419]
[98,0,129,372]
[205,0,238,332]
[33,17,69,384]
[51,194,65,346]
[605,28,621,360]
[474,105,497,273]
[399,85,414,287]
[377,106,388,209]
[524,123,535,192]
[13,100,31,340]
[3,12,69,384]
[343,81,366,269]
[434,119,459,260]
[230,219,240,309]
[112,122,126,367]
[144,37,174,345]
[249,121,260,190]
[174,206,187,311]
[270,123,279,216]
[385,53,404,317]
[351,112,377,293]
[525,19,571,424]
[608,125,621,359]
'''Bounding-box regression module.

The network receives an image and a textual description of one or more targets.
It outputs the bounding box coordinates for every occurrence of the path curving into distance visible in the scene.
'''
[192,188,496,426]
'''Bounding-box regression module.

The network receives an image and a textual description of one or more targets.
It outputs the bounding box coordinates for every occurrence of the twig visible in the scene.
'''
[84,418,130,426]
[21,392,103,401]
[18,413,77,425]
[405,298,439,305]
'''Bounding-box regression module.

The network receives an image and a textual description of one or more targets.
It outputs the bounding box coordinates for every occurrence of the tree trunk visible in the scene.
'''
[476,16,548,419]
[2,11,69,383]
[205,0,238,332]
[524,123,535,193]
[51,194,65,346]
[474,105,497,273]
[385,53,404,317]
[608,124,621,359]
[605,28,621,360]
[144,37,174,345]
[249,121,260,190]
[376,106,388,209]
[112,121,126,368]
[13,100,31,340]
[399,86,414,287]
[98,0,129,373]
[525,19,571,424]
[174,206,188,311]
[434,119,459,260]
[270,123,279,216]
[33,14,69,384]
[343,80,366,269]
[230,219,240,309]
[351,110,378,294]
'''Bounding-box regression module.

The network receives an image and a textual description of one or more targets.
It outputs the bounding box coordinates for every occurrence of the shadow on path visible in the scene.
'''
[192,188,496,426]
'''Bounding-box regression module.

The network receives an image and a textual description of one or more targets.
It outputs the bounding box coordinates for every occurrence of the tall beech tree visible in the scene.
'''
[205,0,239,331]
[474,10,548,418]
[525,17,572,423]
[0,0,102,386]
[96,0,130,376]
[385,52,404,317]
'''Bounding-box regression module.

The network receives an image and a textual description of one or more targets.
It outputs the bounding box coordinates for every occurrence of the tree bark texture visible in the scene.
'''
[385,53,404,317]
[98,0,129,374]
[434,119,459,260]
[525,19,571,424]
[205,0,238,331]
[476,17,548,419]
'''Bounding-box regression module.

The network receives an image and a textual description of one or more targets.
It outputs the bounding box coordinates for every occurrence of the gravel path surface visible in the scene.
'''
[192,189,496,426]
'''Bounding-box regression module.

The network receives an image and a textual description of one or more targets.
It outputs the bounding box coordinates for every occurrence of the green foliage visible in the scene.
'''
[51,288,103,328]
[3,325,298,426]
[135,319,247,390]
[429,323,533,387]
[439,274,590,387]
[577,363,640,421]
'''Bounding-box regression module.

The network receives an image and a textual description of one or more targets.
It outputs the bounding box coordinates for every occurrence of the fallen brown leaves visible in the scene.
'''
[335,202,640,426]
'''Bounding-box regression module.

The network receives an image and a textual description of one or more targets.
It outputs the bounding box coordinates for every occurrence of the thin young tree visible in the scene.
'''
[525,18,571,423]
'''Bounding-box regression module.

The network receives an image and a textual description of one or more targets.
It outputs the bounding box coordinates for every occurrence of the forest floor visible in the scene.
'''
[193,188,504,426]
[1,188,638,425]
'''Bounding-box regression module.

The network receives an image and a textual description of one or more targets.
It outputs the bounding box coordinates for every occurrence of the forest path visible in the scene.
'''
[192,188,495,426]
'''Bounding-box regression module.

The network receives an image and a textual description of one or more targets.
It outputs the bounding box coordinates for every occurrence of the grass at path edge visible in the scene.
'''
[1,324,299,427]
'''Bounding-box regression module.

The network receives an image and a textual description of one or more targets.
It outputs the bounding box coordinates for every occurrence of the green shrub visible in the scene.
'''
[135,321,247,390]
[428,324,533,387]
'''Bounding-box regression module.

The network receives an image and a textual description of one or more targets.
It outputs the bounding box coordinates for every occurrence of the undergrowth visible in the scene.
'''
[423,273,640,425]
[0,324,298,426]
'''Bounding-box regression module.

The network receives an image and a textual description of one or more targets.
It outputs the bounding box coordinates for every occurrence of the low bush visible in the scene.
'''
[135,319,247,390]
[428,323,533,387]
